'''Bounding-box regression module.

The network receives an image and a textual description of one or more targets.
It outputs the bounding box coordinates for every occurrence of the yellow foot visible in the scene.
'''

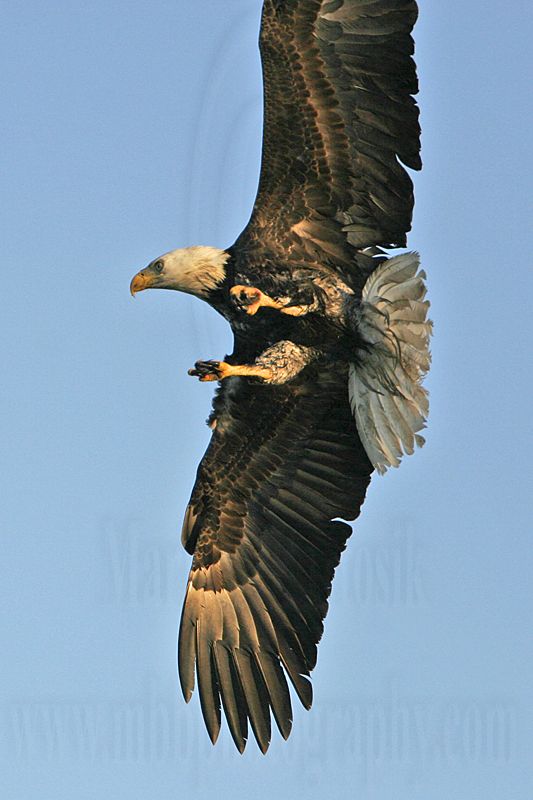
[188,360,231,382]
[230,285,310,317]
[230,285,282,316]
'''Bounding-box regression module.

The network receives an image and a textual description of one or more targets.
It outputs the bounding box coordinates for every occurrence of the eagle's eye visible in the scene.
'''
[153,259,164,273]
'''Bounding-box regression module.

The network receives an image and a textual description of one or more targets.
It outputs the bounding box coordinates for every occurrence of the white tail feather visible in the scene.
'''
[349,252,432,474]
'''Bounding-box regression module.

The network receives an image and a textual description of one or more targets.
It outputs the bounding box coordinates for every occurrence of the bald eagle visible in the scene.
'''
[130,0,430,753]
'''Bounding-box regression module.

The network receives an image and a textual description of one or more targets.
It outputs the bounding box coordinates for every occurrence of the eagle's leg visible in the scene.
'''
[230,284,319,317]
[188,360,273,383]
[188,341,319,384]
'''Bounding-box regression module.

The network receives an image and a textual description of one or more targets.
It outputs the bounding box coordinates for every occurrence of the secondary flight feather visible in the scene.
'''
[129,0,431,753]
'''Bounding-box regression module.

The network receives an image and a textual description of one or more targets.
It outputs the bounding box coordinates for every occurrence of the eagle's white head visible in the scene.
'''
[130,246,229,299]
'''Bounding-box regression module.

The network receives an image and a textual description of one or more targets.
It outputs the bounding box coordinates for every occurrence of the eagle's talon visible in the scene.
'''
[188,359,228,382]
[230,285,264,315]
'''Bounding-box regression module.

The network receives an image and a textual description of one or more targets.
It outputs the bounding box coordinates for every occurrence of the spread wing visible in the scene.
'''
[178,366,373,752]
[233,0,421,281]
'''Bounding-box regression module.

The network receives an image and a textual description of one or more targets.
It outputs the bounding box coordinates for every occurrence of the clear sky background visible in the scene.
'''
[1,1,532,798]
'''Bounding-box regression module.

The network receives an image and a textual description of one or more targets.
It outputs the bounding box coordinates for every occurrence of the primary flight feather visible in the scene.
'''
[130,0,431,753]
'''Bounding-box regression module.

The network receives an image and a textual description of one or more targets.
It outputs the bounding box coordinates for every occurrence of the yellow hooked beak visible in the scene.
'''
[130,270,155,296]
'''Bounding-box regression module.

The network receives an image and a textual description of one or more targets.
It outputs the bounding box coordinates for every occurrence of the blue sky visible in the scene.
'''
[1,1,532,798]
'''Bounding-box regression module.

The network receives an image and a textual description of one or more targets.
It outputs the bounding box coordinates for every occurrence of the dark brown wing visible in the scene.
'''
[178,366,372,752]
[233,0,421,278]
